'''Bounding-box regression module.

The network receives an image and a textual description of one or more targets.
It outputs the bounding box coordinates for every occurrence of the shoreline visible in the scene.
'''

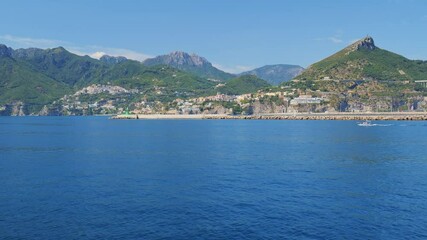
[111,112,427,121]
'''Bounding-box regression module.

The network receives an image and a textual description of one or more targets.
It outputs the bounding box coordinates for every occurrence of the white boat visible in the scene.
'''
[357,120,376,127]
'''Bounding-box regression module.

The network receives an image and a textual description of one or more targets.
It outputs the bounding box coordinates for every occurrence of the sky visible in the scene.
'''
[0,0,426,73]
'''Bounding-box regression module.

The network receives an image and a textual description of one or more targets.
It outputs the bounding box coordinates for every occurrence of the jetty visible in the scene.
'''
[111,112,427,121]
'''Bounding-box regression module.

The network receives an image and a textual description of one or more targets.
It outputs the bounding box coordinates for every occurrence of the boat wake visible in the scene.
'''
[357,121,392,127]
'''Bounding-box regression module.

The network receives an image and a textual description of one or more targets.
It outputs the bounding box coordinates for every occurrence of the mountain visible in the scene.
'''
[12,46,109,86]
[240,64,304,85]
[0,44,220,115]
[99,55,128,65]
[0,44,13,57]
[296,36,427,81]
[216,75,271,95]
[0,45,70,114]
[143,51,234,81]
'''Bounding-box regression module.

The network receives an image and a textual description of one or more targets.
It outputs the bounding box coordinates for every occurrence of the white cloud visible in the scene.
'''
[315,36,343,44]
[315,33,347,45]
[0,34,152,62]
[212,63,254,74]
[69,46,152,61]
[89,47,152,61]
[327,37,343,44]
[0,34,68,48]
[89,51,107,59]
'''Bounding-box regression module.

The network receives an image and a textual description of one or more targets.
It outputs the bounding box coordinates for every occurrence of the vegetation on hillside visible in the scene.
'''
[217,75,271,95]
[13,47,110,86]
[0,46,221,114]
[0,57,69,113]
[296,38,427,81]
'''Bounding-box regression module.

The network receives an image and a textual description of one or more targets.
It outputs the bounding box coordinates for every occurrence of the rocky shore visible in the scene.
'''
[112,112,427,121]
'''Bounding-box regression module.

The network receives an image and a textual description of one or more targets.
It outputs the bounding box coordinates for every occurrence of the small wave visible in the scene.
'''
[398,124,424,127]
[375,124,392,127]
[358,122,392,127]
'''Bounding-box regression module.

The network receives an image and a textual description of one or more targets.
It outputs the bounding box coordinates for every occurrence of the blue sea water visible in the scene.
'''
[0,117,427,239]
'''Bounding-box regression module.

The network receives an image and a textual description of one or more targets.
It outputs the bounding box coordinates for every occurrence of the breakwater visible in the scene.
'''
[112,112,427,120]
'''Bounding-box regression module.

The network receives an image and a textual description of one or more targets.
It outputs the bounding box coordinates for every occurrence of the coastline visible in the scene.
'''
[111,112,427,120]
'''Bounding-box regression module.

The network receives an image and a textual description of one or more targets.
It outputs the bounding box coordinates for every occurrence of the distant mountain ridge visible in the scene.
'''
[0,44,13,57]
[99,55,128,65]
[296,36,427,81]
[240,64,304,85]
[0,45,218,115]
[145,51,208,66]
[11,46,109,86]
[143,51,234,81]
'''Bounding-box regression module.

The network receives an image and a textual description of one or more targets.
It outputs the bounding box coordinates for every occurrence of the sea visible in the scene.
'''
[1,117,426,239]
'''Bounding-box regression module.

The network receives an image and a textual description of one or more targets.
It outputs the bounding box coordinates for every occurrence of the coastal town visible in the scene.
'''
[32,79,426,117]
[3,77,426,119]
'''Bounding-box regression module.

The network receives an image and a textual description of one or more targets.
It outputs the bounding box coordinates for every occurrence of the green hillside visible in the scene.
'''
[296,36,427,81]
[12,47,109,86]
[0,56,69,113]
[102,62,218,102]
[217,75,271,95]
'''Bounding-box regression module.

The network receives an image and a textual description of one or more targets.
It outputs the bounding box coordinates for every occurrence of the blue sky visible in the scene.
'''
[1,0,426,73]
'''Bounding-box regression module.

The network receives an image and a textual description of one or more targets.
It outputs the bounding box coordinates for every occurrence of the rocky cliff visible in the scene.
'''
[143,51,234,80]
